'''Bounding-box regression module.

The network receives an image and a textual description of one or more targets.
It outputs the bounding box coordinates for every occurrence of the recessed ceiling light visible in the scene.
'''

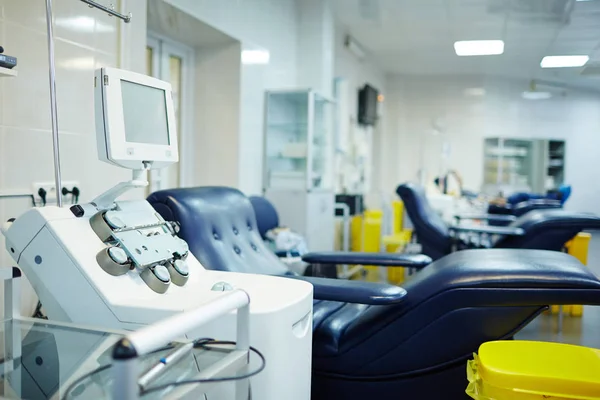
[540,55,589,68]
[241,50,270,65]
[454,40,504,56]
[522,91,552,100]
[464,88,486,96]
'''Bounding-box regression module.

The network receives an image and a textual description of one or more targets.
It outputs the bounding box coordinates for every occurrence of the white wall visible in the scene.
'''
[0,0,147,316]
[333,24,387,204]
[165,0,300,195]
[192,42,242,187]
[383,75,600,214]
[297,0,335,97]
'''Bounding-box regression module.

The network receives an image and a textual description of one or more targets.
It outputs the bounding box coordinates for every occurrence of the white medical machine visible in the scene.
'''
[0,267,254,399]
[1,67,313,400]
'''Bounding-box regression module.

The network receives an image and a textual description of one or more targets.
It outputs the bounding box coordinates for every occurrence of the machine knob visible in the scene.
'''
[167,259,189,286]
[104,211,126,229]
[141,265,170,294]
[90,212,114,242]
[211,281,234,292]
[96,247,130,276]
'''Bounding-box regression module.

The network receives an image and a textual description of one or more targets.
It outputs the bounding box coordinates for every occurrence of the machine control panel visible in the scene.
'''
[90,205,191,293]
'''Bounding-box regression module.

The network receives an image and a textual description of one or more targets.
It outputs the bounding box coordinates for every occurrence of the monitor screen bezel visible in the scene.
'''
[97,67,179,170]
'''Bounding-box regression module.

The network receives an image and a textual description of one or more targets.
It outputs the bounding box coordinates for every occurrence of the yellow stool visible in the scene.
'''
[550,232,592,317]
[467,341,600,400]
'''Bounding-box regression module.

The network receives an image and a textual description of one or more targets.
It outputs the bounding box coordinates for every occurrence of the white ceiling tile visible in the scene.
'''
[332,0,600,89]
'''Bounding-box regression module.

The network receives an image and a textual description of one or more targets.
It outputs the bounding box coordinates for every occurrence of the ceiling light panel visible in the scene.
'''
[540,55,589,68]
[454,40,505,56]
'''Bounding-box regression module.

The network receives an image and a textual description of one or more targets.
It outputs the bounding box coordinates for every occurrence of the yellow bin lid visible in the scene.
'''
[478,341,600,398]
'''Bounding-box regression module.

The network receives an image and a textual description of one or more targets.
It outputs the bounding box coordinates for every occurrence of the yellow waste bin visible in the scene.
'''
[382,230,413,285]
[550,232,592,317]
[349,211,383,281]
[467,341,600,400]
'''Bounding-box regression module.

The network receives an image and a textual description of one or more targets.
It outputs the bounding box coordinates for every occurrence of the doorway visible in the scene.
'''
[146,34,194,191]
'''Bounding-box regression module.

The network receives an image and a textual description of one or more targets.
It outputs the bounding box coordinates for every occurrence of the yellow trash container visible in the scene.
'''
[349,210,383,281]
[550,232,592,317]
[467,341,600,400]
[362,210,383,282]
[382,230,413,285]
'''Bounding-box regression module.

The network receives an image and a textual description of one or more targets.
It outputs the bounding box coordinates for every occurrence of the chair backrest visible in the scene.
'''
[396,183,451,260]
[248,196,279,239]
[147,187,290,276]
[495,209,600,250]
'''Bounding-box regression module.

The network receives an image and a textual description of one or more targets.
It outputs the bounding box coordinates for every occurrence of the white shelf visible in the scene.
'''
[0,67,17,77]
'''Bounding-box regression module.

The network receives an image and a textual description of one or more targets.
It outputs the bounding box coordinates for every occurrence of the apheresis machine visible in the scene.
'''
[1,67,314,399]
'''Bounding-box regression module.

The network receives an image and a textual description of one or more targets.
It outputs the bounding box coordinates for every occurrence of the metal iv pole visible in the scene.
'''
[44,0,131,207]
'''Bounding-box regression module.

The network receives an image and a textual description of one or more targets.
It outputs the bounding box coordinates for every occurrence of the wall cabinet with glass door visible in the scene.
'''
[263,90,336,251]
[482,138,566,196]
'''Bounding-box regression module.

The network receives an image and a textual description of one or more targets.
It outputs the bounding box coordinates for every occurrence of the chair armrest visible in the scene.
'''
[285,275,407,305]
[450,225,525,236]
[301,251,432,268]
[514,199,562,210]
[454,214,517,223]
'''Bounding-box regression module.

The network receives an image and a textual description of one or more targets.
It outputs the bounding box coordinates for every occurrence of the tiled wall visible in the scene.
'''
[383,75,600,214]
[0,0,147,315]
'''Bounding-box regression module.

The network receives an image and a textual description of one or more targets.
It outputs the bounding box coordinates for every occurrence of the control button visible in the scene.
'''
[173,259,189,276]
[70,205,85,218]
[211,282,234,292]
[108,247,128,264]
[104,212,125,229]
[154,265,170,282]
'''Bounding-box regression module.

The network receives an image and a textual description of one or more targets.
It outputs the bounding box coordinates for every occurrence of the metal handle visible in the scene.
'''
[111,289,251,399]
[79,0,132,22]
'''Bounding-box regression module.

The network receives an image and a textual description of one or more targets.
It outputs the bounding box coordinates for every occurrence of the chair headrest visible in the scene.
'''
[147,187,289,276]
[249,196,280,239]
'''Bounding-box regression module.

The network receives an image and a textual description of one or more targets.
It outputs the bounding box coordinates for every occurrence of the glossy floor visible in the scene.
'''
[515,232,600,347]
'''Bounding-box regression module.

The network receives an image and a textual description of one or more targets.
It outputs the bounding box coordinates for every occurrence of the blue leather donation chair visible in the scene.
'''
[397,182,600,261]
[148,187,600,400]
[248,195,280,240]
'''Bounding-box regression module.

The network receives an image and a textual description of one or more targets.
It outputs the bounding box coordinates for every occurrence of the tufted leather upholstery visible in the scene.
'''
[148,187,289,276]
[397,182,600,260]
[248,195,280,239]
[149,186,600,399]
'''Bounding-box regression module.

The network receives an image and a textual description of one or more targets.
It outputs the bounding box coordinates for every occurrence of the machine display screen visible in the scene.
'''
[121,80,170,145]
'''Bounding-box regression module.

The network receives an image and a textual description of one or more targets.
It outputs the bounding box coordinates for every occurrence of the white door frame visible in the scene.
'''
[147,32,195,188]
